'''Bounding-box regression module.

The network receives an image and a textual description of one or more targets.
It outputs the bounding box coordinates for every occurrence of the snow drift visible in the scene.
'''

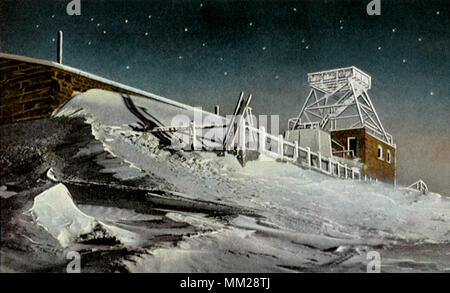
[45,88,450,272]
[30,183,140,248]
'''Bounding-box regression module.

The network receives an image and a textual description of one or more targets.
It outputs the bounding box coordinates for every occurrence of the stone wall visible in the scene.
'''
[1,57,139,125]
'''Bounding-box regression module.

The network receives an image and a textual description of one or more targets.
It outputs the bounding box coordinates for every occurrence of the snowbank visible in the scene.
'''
[54,89,450,244]
[30,184,140,248]
[50,88,449,272]
[30,184,97,247]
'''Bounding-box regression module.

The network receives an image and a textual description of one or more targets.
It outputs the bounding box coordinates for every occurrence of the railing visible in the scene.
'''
[332,150,355,160]
[175,118,377,182]
[234,119,367,181]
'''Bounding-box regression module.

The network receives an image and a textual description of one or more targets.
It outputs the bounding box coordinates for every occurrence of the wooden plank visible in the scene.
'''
[222,92,245,149]
[228,94,252,148]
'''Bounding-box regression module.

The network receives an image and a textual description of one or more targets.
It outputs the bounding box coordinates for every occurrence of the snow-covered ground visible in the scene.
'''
[14,88,449,272]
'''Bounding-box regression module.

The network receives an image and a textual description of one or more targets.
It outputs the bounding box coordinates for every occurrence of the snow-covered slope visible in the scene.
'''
[43,88,450,272]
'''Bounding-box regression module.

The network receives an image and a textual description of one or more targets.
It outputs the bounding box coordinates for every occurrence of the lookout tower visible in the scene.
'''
[287,66,396,183]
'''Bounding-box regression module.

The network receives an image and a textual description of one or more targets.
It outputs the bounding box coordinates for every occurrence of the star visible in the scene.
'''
[202,42,207,47]
[340,19,344,23]
[249,22,254,27]
[35,24,39,28]
[148,15,152,19]
[293,8,297,12]
[200,3,204,8]
[224,71,228,76]
[97,23,101,27]
[402,58,407,63]
[90,18,94,22]
[436,11,440,15]
[275,75,280,80]
[262,46,267,51]
[184,27,189,32]
[392,27,397,33]
[145,32,149,36]
[378,46,382,50]
[51,15,55,18]
[52,38,55,42]
[219,57,224,61]
[340,25,344,30]
[103,30,107,34]
[430,91,434,96]
[418,37,422,42]
[178,56,183,60]
[305,45,310,49]
[301,38,305,43]
[88,41,92,45]
[126,65,130,70]
[125,19,129,24]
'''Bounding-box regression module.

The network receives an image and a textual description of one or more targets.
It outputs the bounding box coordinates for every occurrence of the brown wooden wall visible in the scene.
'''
[0,57,139,125]
[331,128,396,183]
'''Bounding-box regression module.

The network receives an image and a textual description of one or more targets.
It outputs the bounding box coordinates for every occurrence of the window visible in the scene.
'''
[387,150,392,163]
[377,145,384,160]
[347,137,357,157]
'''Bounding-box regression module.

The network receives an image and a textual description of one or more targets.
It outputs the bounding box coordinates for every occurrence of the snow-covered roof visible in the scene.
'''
[0,52,220,119]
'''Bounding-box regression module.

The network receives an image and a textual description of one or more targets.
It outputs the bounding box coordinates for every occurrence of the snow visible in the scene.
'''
[29,183,141,248]
[48,88,450,271]
[29,183,97,247]
[0,185,17,199]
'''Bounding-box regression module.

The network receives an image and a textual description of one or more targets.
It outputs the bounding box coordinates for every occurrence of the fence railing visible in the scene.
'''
[178,119,378,182]
[236,121,362,180]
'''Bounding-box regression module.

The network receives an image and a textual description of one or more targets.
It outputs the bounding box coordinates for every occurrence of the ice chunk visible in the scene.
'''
[30,183,96,247]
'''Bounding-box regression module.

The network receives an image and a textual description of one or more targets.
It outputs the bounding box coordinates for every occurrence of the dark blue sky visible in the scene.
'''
[1,0,449,195]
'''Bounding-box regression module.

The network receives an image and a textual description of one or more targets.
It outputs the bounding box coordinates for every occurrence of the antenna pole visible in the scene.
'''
[57,30,63,64]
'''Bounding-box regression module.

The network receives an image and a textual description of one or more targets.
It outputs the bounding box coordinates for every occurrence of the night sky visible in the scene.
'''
[0,0,449,195]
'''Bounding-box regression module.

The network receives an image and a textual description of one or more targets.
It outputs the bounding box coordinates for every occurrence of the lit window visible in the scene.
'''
[377,145,384,160]
[387,150,392,163]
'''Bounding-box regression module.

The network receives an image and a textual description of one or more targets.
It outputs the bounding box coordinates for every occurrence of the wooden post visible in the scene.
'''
[318,151,322,171]
[57,30,63,64]
[278,135,284,159]
[248,125,254,150]
[239,118,246,151]
[293,141,299,161]
[259,126,266,153]
[214,105,220,116]
[344,164,348,179]
[337,163,341,177]
[190,120,197,150]
[306,147,311,167]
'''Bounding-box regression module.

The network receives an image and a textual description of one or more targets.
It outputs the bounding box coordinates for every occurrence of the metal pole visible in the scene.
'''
[190,120,196,150]
[57,30,63,64]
